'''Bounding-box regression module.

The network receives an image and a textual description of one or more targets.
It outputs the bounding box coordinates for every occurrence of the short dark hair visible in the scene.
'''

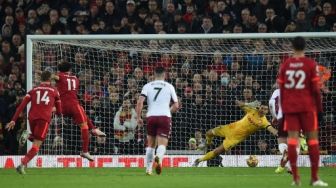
[41,70,51,81]
[154,66,165,75]
[292,36,306,51]
[58,61,72,72]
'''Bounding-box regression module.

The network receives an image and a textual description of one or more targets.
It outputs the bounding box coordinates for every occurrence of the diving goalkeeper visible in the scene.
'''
[193,100,278,166]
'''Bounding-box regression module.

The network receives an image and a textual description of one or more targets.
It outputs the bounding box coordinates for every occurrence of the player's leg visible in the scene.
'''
[17,120,48,175]
[145,117,157,175]
[302,112,328,186]
[153,116,171,175]
[275,136,288,173]
[74,105,93,161]
[87,116,106,137]
[205,125,225,146]
[275,118,290,173]
[285,114,301,185]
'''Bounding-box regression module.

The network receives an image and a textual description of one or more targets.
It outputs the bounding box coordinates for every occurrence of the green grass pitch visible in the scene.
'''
[1,167,335,188]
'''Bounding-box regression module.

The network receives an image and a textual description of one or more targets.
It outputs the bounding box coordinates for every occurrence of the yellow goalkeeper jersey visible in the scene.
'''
[224,106,271,140]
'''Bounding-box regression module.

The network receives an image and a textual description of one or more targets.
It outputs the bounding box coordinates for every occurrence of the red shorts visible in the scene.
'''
[28,119,49,141]
[146,116,171,138]
[62,102,87,125]
[284,111,318,132]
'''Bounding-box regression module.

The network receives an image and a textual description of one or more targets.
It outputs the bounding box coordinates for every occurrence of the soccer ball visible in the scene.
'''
[246,155,258,167]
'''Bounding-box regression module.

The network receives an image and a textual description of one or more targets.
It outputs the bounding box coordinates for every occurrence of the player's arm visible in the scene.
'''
[51,74,60,81]
[236,100,260,112]
[268,97,277,119]
[55,91,62,115]
[311,63,323,112]
[266,125,278,137]
[136,95,146,125]
[6,94,31,130]
[170,85,179,113]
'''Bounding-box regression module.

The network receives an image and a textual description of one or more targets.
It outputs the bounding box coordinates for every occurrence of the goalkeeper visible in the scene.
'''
[193,100,278,166]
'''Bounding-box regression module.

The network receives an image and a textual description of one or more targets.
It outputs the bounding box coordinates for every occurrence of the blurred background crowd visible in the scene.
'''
[0,0,335,156]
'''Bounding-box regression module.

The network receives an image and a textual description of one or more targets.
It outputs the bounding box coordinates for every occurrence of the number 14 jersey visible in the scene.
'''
[277,56,320,113]
[141,80,178,117]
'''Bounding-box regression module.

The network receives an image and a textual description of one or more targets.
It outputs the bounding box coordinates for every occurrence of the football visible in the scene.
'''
[246,155,259,167]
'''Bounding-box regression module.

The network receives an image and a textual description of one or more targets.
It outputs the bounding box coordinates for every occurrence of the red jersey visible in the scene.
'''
[56,72,80,103]
[277,56,321,113]
[11,83,61,123]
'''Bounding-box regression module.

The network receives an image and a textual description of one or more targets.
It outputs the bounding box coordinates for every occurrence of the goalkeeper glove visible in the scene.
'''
[245,100,261,109]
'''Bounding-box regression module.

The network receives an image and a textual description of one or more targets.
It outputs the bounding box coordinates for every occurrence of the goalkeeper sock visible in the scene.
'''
[200,151,216,161]
[81,127,90,153]
[22,144,39,166]
[156,145,166,164]
[145,147,154,172]
[288,138,299,181]
[308,139,320,182]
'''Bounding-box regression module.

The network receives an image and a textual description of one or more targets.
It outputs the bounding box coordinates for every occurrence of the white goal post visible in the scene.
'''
[20,33,336,168]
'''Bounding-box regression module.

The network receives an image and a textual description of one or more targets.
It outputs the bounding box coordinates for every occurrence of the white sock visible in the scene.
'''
[145,147,154,172]
[296,145,300,155]
[156,145,166,164]
[278,143,288,155]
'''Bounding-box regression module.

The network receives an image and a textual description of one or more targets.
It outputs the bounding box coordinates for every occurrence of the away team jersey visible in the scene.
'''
[141,80,178,117]
[269,89,283,120]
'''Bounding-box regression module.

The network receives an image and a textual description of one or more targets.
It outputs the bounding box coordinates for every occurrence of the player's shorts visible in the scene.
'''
[277,118,288,137]
[212,125,244,151]
[62,102,87,125]
[146,116,171,138]
[284,111,318,132]
[28,119,49,141]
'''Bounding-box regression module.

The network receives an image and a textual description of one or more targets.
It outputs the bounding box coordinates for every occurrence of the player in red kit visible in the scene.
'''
[277,37,328,187]
[53,61,106,161]
[6,71,62,174]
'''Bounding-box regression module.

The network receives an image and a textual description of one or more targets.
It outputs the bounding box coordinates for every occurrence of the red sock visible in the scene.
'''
[81,128,89,153]
[22,145,39,166]
[287,138,299,181]
[308,139,320,182]
[87,117,96,130]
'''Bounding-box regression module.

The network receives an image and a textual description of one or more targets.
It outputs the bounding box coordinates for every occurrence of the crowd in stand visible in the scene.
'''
[0,0,335,155]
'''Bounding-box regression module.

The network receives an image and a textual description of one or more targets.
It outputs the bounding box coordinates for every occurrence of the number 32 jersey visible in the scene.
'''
[56,72,80,104]
[141,80,178,117]
[277,57,320,113]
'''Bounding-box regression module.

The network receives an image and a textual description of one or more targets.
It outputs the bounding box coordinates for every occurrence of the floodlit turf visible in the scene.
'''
[0,167,335,188]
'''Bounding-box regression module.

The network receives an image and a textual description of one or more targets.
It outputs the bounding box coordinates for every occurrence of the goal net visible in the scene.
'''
[27,33,335,167]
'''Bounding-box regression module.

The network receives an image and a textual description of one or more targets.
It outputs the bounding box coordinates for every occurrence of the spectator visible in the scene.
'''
[49,9,66,34]
[313,15,330,32]
[242,88,254,103]
[283,0,297,21]
[255,139,272,155]
[295,8,312,32]
[113,98,137,154]
[197,16,217,33]
[322,2,336,26]
[265,8,285,32]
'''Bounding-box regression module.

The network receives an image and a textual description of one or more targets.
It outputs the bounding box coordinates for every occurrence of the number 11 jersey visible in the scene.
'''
[277,56,320,113]
[56,72,80,104]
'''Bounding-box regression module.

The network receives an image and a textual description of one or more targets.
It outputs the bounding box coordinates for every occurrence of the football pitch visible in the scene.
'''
[0,167,335,188]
